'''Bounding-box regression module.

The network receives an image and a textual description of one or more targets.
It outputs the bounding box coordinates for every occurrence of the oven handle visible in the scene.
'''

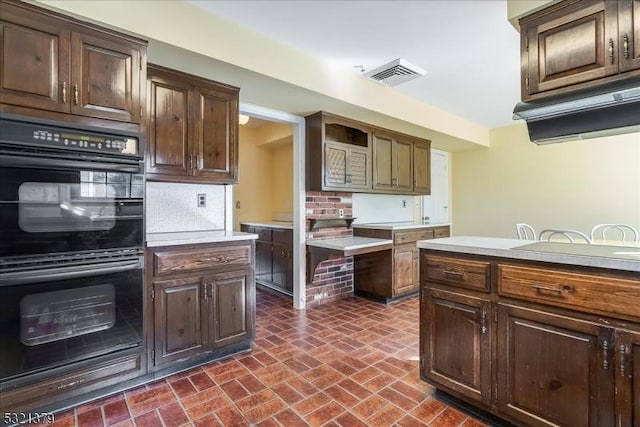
[0,260,143,286]
[0,154,142,173]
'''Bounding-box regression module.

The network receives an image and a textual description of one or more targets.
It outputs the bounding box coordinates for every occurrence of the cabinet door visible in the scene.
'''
[153,277,208,367]
[271,242,288,292]
[324,142,349,188]
[372,134,394,190]
[71,30,142,123]
[192,85,239,183]
[210,270,253,348]
[413,142,431,194]
[146,70,191,177]
[0,4,71,113]
[497,304,615,427]
[393,139,413,191]
[393,245,418,296]
[347,146,370,190]
[615,330,640,427]
[524,0,619,97]
[423,289,491,404]
[619,0,640,72]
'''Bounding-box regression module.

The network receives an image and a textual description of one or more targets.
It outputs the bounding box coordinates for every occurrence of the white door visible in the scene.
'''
[423,150,449,223]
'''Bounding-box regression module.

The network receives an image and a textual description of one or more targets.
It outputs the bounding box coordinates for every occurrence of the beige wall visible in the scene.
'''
[452,124,640,239]
[234,127,273,230]
[270,142,294,215]
[234,124,294,230]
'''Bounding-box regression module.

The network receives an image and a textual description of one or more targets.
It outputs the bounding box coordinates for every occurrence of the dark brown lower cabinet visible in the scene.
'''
[496,304,614,427]
[423,289,491,405]
[148,240,255,371]
[420,250,640,427]
[240,225,293,295]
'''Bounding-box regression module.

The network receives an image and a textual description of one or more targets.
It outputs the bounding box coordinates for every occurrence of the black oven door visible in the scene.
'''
[0,255,143,382]
[0,154,144,258]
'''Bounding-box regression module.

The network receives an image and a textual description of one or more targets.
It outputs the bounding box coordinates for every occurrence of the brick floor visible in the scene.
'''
[48,289,487,427]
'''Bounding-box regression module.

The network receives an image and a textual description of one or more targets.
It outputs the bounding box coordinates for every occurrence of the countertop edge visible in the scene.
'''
[353,222,451,230]
[146,231,259,248]
[239,221,294,230]
[417,237,640,272]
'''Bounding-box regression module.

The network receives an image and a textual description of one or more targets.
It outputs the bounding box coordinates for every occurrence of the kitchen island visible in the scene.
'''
[417,236,640,427]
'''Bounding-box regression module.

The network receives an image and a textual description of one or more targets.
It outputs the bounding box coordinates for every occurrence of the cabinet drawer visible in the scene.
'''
[433,226,450,238]
[255,228,272,242]
[272,228,292,244]
[395,229,434,244]
[1,353,141,411]
[154,244,251,275]
[423,254,491,292]
[498,264,640,319]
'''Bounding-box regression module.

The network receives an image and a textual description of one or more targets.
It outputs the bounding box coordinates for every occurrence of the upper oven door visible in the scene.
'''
[0,154,144,258]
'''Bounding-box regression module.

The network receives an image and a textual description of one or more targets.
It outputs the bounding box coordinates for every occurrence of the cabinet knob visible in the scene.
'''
[602,339,609,370]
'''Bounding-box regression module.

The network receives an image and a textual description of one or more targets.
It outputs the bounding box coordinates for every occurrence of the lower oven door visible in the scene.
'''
[0,256,144,382]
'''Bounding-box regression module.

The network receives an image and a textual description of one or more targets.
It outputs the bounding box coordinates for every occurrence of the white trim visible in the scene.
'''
[239,103,307,310]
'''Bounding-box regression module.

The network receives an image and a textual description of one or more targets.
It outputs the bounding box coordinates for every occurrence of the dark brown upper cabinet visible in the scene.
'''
[0,0,146,126]
[306,111,431,195]
[520,0,640,101]
[146,64,239,184]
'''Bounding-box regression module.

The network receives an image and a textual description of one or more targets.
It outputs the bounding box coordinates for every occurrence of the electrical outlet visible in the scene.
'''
[197,193,206,207]
[338,208,344,218]
[235,201,241,209]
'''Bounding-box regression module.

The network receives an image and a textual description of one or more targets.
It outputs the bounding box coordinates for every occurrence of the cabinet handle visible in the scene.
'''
[196,153,200,168]
[602,339,609,370]
[62,82,67,103]
[532,284,572,295]
[203,283,208,300]
[609,38,615,64]
[623,34,630,60]
[525,75,530,90]
[345,173,352,183]
[620,344,627,377]
[209,283,214,299]
[392,178,398,186]
[443,268,466,279]
[73,84,79,105]
[481,310,487,334]
[57,378,84,390]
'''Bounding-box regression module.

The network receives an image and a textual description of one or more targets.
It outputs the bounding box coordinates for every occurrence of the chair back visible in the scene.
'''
[516,223,536,240]
[590,224,639,243]
[538,228,592,244]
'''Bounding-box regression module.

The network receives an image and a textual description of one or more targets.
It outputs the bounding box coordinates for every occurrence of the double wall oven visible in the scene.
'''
[0,114,144,386]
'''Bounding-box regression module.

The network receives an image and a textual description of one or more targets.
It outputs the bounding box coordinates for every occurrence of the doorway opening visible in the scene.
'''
[234,104,306,309]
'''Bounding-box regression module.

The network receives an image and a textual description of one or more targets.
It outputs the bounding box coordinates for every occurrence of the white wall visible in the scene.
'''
[146,182,226,233]
[352,193,415,224]
[452,124,640,239]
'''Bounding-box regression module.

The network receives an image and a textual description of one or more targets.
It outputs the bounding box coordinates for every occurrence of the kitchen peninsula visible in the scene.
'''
[418,236,640,427]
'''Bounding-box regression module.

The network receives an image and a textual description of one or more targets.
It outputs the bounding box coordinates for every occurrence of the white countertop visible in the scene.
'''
[147,230,258,247]
[240,221,294,230]
[417,236,640,272]
[306,236,393,252]
[353,221,451,230]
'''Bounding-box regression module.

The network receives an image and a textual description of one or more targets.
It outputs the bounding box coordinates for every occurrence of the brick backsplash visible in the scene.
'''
[306,191,354,307]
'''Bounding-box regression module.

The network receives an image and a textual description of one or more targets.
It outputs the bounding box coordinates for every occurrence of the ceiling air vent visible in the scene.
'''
[363,58,426,87]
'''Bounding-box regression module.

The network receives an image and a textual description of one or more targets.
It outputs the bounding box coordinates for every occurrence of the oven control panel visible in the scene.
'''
[0,117,141,158]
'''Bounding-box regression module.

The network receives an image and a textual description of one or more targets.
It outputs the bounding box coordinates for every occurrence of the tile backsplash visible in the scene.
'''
[146,182,226,233]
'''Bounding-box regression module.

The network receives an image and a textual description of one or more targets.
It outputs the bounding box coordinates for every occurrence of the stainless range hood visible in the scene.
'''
[513,80,640,145]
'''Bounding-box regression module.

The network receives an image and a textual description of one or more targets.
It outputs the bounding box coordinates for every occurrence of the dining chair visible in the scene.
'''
[590,224,639,243]
[516,223,536,240]
[538,228,592,244]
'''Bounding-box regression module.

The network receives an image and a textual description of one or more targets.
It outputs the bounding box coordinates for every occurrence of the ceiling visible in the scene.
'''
[188,0,522,129]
